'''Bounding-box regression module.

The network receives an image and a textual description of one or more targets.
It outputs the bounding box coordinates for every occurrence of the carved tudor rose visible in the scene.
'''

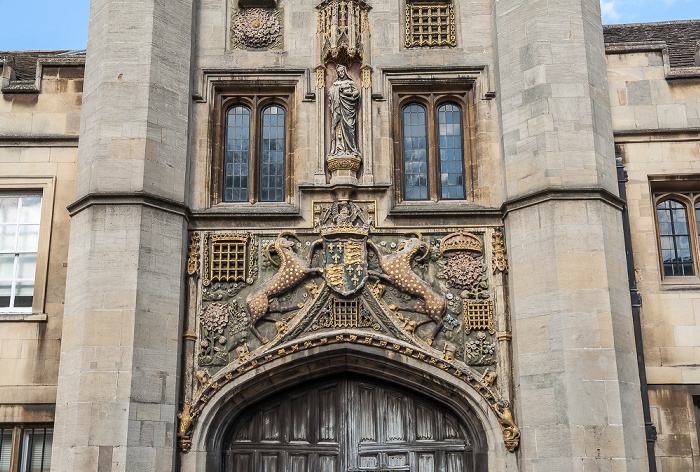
[233,8,280,48]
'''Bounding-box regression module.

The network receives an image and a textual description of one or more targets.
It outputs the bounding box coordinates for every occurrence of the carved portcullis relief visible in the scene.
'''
[180,202,518,453]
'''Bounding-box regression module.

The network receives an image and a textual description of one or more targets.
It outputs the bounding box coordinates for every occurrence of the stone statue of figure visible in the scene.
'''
[328,65,361,158]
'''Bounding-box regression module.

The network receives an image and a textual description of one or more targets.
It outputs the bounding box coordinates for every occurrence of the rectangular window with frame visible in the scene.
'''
[0,426,52,472]
[0,194,42,313]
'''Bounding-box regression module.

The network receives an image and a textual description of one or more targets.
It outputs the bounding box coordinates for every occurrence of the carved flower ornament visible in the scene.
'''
[234,8,280,48]
[443,252,484,290]
[201,303,228,334]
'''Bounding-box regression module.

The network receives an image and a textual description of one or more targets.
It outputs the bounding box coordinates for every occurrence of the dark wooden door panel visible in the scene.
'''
[225,378,474,472]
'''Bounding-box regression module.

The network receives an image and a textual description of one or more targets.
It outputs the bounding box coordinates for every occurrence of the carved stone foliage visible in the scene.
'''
[185,216,517,453]
[231,7,282,50]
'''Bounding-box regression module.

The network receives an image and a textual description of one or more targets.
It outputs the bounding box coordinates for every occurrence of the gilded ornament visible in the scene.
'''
[233,8,281,49]
[361,67,371,89]
[440,230,483,255]
[367,233,445,345]
[442,343,456,361]
[316,67,326,89]
[245,232,323,343]
[235,344,251,362]
[492,230,508,274]
[187,232,200,277]
[482,370,497,387]
[494,400,520,452]
[464,299,494,335]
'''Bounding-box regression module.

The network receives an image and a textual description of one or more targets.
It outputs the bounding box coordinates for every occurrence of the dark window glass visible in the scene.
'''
[657,199,694,276]
[437,102,465,199]
[224,106,251,202]
[402,103,429,200]
[260,105,286,202]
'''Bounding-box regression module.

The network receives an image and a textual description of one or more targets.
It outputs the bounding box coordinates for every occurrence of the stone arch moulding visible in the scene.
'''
[179,341,519,472]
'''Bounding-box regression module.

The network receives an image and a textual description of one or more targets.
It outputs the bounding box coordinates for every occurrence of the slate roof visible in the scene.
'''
[0,50,84,81]
[604,20,700,68]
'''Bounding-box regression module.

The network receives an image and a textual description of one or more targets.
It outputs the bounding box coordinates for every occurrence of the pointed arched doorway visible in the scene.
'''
[223,376,478,472]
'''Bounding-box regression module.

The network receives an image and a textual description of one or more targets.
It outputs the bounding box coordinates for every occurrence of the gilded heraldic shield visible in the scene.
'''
[322,233,368,296]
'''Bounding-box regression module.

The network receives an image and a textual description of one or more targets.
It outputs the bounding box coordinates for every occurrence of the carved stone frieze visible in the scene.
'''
[184,213,518,453]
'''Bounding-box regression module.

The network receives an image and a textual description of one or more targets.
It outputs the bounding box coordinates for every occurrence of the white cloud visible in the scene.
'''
[601,0,622,23]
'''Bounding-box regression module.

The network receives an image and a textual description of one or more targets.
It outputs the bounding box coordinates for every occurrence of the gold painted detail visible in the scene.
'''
[405,1,456,48]
[492,229,508,274]
[209,233,248,284]
[482,370,497,388]
[440,230,483,255]
[316,67,326,88]
[464,299,494,335]
[442,343,456,361]
[497,331,512,342]
[187,232,200,277]
[312,297,380,330]
[327,156,361,172]
[325,264,345,287]
[202,233,210,286]
[183,331,197,341]
[369,280,385,299]
[361,67,371,89]
[495,400,520,453]
[317,0,371,65]
[180,334,519,454]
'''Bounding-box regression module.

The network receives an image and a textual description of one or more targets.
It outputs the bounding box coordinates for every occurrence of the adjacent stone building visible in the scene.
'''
[0,1,698,471]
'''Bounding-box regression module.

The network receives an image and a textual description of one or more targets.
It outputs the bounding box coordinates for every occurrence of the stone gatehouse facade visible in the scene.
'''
[0,1,699,471]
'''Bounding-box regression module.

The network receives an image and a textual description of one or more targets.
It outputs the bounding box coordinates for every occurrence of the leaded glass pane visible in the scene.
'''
[437,102,465,199]
[402,103,429,200]
[224,106,251,202]
[260,105,286,202]
[657,199,694,276]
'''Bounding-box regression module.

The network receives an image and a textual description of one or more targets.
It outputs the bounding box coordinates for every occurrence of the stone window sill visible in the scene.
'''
[0,313,48,321]
[660,276,700,291]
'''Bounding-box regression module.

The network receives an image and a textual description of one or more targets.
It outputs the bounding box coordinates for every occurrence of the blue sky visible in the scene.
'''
[0,0,698,51]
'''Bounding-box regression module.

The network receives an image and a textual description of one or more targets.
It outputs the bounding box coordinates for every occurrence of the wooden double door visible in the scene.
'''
[224,377,476,472]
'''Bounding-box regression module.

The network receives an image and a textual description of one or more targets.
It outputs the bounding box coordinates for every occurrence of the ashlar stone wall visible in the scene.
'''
[0,61,81,424]
[608,47,700,471]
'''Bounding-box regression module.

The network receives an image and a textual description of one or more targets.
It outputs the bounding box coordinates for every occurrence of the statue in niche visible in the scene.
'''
[328,65,361,158]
